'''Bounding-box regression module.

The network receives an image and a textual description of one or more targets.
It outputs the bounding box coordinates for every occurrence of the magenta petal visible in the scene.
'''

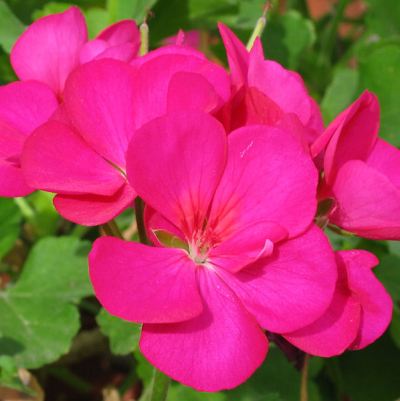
[330,160,400,239]
[127,112,226,237]
[248,53,321,130]
[0,81,58,136]
[0,160,33,197]
[221,226,337,333]
[96,20,140,49]
[21,121,125,195]
[283,254,361,357]
[64,59,137,167]
[209,125,317,239]
[367,138,400,189]
[209,221,288,273]
[218,23,249,88]
[89,237,203,323]
[133,53,230,128]
[340,251,393,350]
[167,72,223,114]
[79,39,108,63]
[54,183,135,226]
[11,7,87,95]
[315,91,379,183]
[140,270,268,391]
[95,43,137,62]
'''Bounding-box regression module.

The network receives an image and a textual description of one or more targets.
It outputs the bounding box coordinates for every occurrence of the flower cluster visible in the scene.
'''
[0,7,396,392]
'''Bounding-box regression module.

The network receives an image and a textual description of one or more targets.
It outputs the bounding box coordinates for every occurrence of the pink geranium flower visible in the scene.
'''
[11,6,140,97]
[21,59,137,225]
[284,250,392,356]
[216,24,323,146]
[89,111,337,391]
[312,91,400,239]
[0,81,58,197]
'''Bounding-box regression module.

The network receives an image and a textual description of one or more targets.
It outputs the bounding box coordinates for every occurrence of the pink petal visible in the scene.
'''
[54,183,135,226]
[167,72,224,114]
[89,237,203,323]
[133,52,230,128]
[63,59,137,167]
[11,7,87,95]
[208,125,318,240]
[283,253,361,357]
[340,251,393,350]
[96,20,140,49]
[0,81,58,136]
[0,121,25,160]
[127,112,226,237]
[248,51,321,130]
[0,160,32,197]
[94,43,137,62]
[79,39,108,64]
[209,221,288,273]
[367,138,400,189]
[313,91,379,183]
[220,225,337,333]
[218,23,249,89]
[140,270,268,391]
[144,206,185,247]
[21,121,124,195]
[330,160,400,239]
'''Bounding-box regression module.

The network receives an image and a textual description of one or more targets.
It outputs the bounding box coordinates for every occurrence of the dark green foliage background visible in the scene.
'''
[0,0,400,400]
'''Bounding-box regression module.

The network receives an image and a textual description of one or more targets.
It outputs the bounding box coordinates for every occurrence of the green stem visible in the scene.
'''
[149,369,171,401]
[246,1,272,50]
[134,197,150,245]
[14,197,35,220]
[102,219,123,238]
[320,0,350,64]
[300,354,309,401]
[140,22,149,56]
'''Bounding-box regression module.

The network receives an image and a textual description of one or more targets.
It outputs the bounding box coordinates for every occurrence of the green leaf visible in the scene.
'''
[0,199,21,260]
[31,2,73,20]
[389,307,400,349]
[226,347,320,401]
[338,334,400,401]
[107,0,159,23]
[0,0,25,53]
[321,67,359,124]
[359,43,400,146]
[0,236,92,368]
[387,241,400,257]
[364,0,400,39]
[263,11,316,69]
[0,355,33,394]
[85,7,110,38]
[167,384,227,401]
[97,308,141,355]
[375,254,400,302]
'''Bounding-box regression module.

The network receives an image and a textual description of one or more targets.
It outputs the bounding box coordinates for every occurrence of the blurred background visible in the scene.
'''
[0,0,400,400]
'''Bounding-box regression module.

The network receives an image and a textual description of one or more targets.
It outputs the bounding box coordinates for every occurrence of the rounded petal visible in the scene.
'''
[220,225,337,333]
[367,138,400,189]
[132,53,230,128]
[11,7,87,95]
[330,160,400,239]
[54,183,135,226]
[208,125,318,240]
[79,39,108,64]
[248,52,322,131]
[167,72,224,114]
[312,91,379,183]
[339,250,393,350]
[140,270,268,391]
[0,81,58,136]
[96,20,140,50]
[64,59,137,167]
[283,253,361,357]
[21,121,125,196]
[89,237,203,323]
[0,160,33,197]
[127,112,227,237]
